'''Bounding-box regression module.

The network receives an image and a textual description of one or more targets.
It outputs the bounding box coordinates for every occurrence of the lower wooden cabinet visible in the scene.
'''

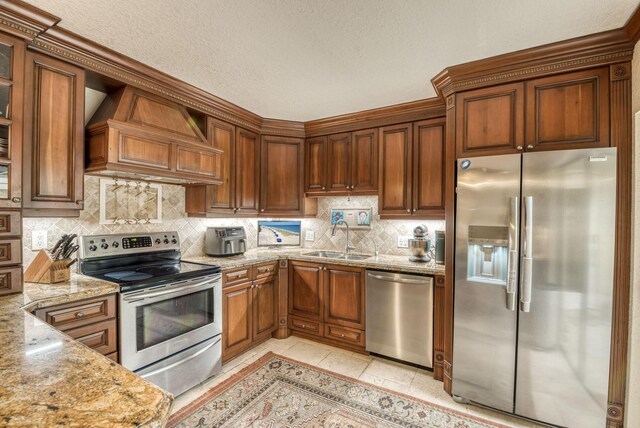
[222,262,279,362]
[288,260,366,351]
[34,294,118,358]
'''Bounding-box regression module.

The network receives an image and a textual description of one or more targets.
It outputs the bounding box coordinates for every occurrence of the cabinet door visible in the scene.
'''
[252,276,278,342]
[222,281,253,361]
[288,261,323,321]
[455,82,524,157]
[326,132,351,192]
[378,123,412,216]
[305,136,327,195]
[413,118,445,218]
[525,68,609,151]
[235,127,260,215]
[0,33,24,209]
[351,128,378,194]
[260,136,304,215]
[323,265,365,330]
[206,118,235,214]
[23,52,84,210]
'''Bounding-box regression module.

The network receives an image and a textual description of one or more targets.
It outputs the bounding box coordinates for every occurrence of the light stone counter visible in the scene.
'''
[186,248,445,276]
[0,274,173,427]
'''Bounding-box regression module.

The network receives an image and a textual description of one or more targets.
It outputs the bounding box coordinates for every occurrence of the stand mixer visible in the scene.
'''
[408,224,431,262]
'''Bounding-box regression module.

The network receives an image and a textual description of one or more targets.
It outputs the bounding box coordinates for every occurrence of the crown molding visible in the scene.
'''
[0,0,59,40]
[304,98,446,137]
[623,3,640,44]
[431,29,634,99]
[261,118,306,138]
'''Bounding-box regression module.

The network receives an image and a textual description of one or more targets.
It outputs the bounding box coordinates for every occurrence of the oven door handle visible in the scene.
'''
[138,337,220,379]
[122,277,220,302]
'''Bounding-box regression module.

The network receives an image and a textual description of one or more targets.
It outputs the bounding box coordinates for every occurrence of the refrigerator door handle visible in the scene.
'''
[520,196,533,312]
[506,196,519,310]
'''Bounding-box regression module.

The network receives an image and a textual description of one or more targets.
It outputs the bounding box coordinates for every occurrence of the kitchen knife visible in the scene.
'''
[66,259,77,268]
[62,244,79,259]
[50,234,68,254]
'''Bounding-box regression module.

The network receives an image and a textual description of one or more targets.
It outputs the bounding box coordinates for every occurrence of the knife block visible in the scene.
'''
[24,250,72,284]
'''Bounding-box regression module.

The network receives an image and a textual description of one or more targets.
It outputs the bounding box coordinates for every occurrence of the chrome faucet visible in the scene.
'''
[331,220,355,254]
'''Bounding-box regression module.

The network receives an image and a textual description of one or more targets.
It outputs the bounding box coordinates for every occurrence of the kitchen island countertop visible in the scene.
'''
[0,274,173,427]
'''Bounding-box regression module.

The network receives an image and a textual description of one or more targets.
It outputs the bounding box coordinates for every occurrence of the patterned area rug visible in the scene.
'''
[169,352,506,428]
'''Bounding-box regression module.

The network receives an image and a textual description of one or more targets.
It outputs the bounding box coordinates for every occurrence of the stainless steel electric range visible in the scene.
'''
[78,231,222,397]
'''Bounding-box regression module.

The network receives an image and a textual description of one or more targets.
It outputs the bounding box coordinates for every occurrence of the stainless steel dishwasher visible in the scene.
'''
[366,270,433,368]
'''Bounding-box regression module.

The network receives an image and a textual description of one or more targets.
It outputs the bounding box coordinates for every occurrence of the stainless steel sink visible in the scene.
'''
[303,251,370,261]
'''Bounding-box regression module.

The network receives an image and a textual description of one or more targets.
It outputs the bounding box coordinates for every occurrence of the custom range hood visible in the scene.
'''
[85,86,223,184]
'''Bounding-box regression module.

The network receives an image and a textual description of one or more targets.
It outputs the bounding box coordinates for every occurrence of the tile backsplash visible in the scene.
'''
[22,176,444,266]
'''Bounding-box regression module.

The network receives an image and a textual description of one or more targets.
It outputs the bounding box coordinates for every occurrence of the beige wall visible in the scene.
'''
[627,40,640,427]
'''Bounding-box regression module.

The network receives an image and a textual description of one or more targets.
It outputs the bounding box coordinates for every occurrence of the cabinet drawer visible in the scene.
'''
[0,266,22,296]
[35,294,117,331]
[0,238,21,266]
[324,324,365,347]
[223,267,253,287]
[289,316,322,337]
[65,319,117,356]
[0,211,21,237]
[254,261,278,280]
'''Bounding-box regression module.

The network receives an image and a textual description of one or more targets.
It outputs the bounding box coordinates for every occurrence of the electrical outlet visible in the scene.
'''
[397,235,411,248]
[305,230,315,241]
[32,230,48,250]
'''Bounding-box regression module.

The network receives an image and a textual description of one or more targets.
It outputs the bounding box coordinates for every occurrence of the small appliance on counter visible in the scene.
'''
[206,227,247,256]
[408,224,431,263]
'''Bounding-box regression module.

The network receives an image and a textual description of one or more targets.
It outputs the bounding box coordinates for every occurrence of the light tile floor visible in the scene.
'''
[172,336,544,427]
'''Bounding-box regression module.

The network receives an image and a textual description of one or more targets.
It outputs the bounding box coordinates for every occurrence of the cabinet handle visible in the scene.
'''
[321,186,326,190]
[302,324,306,328]
[75,200,83,205]
[11,197,21,203]
[237,208,241,212]
[341,334,345,338]
[527,145,534,149]
[406,209,410,213]
[75,312,85,318]
[261,209,265,212]
[412,209,416,213]
[516,146,523,151]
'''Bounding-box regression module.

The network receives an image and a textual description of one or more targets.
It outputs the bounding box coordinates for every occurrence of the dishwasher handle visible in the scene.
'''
[367,272,429,285]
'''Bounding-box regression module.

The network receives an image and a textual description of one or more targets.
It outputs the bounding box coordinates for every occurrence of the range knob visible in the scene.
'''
[112,241,119,248]
[155,238,161,245]
[89,244,97,252]
[101,243,109,249]
[163,239,169,244]
[171,238,177,244]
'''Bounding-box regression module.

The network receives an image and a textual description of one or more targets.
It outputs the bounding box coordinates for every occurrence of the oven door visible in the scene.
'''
[120,274,222,371]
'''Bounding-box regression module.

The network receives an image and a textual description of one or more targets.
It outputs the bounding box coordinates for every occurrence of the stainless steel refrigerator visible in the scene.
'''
[452,147,616,427]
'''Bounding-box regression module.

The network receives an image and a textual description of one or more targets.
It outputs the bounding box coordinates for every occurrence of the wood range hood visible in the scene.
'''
[85,85,223,184]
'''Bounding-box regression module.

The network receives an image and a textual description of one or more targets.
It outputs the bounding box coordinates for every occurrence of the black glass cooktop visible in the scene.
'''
[90,261,221,291]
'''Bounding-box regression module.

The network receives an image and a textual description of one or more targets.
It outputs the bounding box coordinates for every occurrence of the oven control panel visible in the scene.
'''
[79,232,181,260]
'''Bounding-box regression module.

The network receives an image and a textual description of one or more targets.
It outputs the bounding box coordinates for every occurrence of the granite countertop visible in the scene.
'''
[0,274,173,427]
[186,248,445,276]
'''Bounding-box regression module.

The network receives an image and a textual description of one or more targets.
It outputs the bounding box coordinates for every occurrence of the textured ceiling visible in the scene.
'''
[24,0,639,121]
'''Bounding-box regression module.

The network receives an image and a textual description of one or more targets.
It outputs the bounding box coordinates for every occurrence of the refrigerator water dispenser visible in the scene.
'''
[466,225,508,284]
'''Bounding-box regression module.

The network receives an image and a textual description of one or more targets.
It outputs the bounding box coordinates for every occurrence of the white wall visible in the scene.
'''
[627,40,640,428]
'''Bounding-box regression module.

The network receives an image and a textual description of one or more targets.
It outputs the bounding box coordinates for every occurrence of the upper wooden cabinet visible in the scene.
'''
[261,136,316,217]
[86,86,223,184]
[455,67,610,157]
[455,82,525,157]
[185,119,259,217]
[0,33,24,210]
[378,121,445,219]
[525,68,609,151]
[305,128,378,196]
[23,52,85,215]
